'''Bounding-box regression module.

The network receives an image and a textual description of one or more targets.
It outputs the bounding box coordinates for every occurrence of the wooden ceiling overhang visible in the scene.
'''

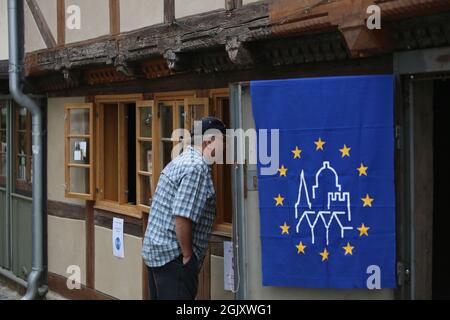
[22,0,450,93]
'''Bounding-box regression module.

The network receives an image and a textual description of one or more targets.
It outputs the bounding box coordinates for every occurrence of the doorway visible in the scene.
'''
[410,77,450,299]
[431,79,449,299]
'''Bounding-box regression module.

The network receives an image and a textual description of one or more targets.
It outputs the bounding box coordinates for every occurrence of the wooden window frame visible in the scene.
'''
[63,90,232,231]
[136,100,158,213]
[94,94,143,218]
[210,88,232,236]
[64,103,95,200]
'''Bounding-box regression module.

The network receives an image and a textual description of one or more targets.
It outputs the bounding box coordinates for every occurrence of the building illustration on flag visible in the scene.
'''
[251,75,397,289]
[295,161,353,246]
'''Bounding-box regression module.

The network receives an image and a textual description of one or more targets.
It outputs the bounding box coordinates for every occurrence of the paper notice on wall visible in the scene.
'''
[112,218,124,258]
[224,241,235,292]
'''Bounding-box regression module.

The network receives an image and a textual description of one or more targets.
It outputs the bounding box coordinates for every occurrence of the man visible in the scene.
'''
[141,117,227,300]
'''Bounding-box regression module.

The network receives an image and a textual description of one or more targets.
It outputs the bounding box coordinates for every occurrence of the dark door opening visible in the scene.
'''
[432,79,450,299]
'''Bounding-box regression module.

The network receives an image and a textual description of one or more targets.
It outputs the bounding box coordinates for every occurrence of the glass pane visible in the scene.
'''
[177,105,186,142]
[18,107,28,130]
[69,109,90,135]
[178,105,185,129]
[17,155,28,181]
[191,104,205,122]
[160,103,173,139]
[139,107,152,138]
[1,132,6,152]
[161,141,173,168]
[139,175,152,207]
[0,106,7,129]
[140,141,152,172]
[69,167,90,194]
[69,138,90,164]
[0,153,6,177]
[18,132,27,157]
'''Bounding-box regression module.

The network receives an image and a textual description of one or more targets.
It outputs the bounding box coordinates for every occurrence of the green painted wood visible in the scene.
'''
[11,196,32,280]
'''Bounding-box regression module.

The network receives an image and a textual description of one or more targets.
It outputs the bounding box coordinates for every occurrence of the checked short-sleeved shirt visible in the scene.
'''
[141,146,216,268]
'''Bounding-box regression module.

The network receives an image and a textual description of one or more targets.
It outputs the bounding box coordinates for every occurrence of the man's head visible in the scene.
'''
[191,117,227,164]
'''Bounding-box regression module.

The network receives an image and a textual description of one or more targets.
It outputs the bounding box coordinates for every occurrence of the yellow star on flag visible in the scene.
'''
[296,242,306,254]
[320,248,329,262]
[274,194,285,207]
[343,242,355,255]
[357,163,368,176]
[358,224,370,237]
[278,165,288,177]
[340,145,351,158]
[315,138,326,151]
[362,194,374,207]
[280,223,290,235]
[292,146,302,159]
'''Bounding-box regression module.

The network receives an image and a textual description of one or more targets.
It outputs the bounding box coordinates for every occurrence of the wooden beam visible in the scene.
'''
[164,0,175,24]
[26,0,57,49]
[110,0,120,35]
[226,37,254,65]
[48,273,116,300]
[24,2,269,75]
[57,0,65,46]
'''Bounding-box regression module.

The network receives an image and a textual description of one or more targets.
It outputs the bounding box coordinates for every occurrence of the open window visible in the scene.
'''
[94,95,141,217]
[64,103,95,200]
[62,91,232,226]
[136,100,156,212]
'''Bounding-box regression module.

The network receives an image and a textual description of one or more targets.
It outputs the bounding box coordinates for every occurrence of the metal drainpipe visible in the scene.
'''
[8,0,47,300]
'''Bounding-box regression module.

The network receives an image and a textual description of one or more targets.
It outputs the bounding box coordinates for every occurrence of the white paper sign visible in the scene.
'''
[224,241,234,292]
[112,218,124,258]
[74,150,82,161]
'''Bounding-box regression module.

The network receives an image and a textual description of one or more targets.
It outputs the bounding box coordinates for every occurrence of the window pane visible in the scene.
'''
[177,105,186,142]
[161,141,173,168]
[160,103,173,139]
[0,153,6,178]
[17,155,28,181]
[139,107,152,138]
[139,175,152,207]
[0,106,7,129]
[140,141,152,172]
[69,109,90,135]
[69,138,90,164]
[69,167,90,194]
[18,108,28,130]
[191,104,205,122]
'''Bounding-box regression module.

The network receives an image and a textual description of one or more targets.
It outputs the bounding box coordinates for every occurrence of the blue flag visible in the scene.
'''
[250,75,396,289]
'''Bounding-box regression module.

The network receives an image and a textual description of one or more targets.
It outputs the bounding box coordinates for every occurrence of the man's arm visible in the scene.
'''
[175,216,193,265]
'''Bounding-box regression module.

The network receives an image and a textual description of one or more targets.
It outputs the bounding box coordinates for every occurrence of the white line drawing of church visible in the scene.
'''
[295,161,353,245]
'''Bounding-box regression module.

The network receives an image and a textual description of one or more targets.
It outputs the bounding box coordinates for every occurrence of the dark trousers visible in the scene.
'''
[148,255,199,300]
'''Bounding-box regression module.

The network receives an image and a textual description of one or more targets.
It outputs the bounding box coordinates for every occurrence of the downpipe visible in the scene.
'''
[8,0,47,300]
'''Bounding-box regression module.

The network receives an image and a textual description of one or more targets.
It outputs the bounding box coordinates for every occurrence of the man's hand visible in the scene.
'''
[175,216,193,265]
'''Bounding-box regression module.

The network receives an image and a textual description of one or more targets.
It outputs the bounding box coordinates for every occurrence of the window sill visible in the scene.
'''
[94,201,142,219]
[213,223,232,238]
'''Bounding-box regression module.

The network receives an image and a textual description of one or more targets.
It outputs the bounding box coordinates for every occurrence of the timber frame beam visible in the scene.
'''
[23,0,450,78]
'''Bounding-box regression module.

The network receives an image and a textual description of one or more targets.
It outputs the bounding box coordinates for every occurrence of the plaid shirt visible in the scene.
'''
[141,146,216,268]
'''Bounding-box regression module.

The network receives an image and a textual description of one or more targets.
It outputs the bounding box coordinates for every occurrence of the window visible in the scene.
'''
[136,100,156,212]
[210,90,232,234]
[64,103,95,200]
[94,95,142,217]
[0,101,7,187]
[15,107,33,197]
[63,91,232,232]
